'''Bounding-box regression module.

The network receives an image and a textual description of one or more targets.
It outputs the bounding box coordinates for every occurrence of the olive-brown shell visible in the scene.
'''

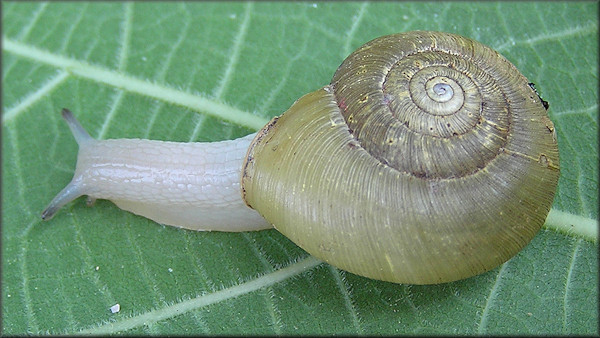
[242,31,559,284]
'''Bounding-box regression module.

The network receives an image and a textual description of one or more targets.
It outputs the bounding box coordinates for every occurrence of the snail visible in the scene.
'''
[42,31,560,285]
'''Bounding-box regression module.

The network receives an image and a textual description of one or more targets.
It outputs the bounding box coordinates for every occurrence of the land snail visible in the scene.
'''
[42,31,559,285]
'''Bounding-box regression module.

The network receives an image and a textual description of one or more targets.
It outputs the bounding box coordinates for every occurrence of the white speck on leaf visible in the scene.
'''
[110,303,120,314]
[168,268,173,273]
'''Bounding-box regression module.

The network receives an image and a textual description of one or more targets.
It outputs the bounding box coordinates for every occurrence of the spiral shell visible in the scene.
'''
[242,31,559,284]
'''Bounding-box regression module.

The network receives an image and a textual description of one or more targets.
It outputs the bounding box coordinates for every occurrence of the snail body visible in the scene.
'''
[42,110,270,231]
[43,31,559,284]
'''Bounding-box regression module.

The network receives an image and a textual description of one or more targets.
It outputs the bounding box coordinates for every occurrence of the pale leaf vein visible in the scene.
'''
[2,38,268,130]
[77,256,322,335]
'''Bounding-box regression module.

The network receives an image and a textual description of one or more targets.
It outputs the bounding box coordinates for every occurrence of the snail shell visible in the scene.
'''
[241,31,559,284]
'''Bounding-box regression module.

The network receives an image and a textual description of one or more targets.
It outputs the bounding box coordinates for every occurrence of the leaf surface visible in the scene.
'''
[2,2,598,335]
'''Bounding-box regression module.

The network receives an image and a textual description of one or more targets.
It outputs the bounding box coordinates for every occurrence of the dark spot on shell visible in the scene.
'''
[529,82,549,110]
[541,99,550,110]
[412,170,427,178]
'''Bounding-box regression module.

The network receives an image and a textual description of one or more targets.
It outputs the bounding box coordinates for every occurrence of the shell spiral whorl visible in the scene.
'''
[243,31,559,284]
[332,31,527,179]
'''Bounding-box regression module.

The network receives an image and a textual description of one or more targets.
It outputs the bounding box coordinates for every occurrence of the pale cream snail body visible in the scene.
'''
[42,31,559,285]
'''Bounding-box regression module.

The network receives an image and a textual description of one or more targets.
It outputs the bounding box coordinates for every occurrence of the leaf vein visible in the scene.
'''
[125,224,167,307]
[562,239,581,333]
[68,212,118,316]
[477,262,508,333]
[2,71,70,123]
[16,2,48,41]
[99,3,137,140]
[545,209,598,242]
[495,22,597,52]
[119,3,133,70]
[342,2,369,57]
[98,91,125,143]
[257,31,312,114]
[154,6,190,83]
[212,2,253,99]
[241,233,281,333]
[329,267,362,333]
[58,4,87,53]
[77,256,322,335]
[2,38,268,130]
[556,104,598,117]
[19,241,39,333]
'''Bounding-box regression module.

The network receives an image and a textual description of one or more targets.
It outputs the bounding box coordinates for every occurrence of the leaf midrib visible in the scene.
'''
[2,37,269,130]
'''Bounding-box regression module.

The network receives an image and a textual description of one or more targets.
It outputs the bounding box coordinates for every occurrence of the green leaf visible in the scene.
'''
[2,1,597,335]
